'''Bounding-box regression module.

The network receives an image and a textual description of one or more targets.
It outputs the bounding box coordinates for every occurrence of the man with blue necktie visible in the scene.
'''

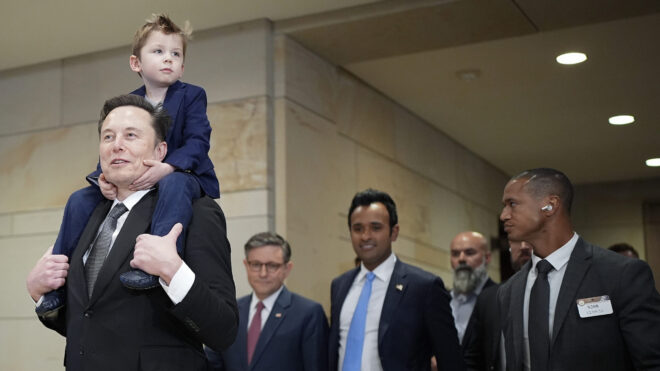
[328,189,464,371]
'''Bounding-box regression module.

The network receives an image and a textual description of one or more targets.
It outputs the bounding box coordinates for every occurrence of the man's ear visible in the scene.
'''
[545,195,560,215]
[390,224,400,242]
[129,55,141,73]
[155,141,167,161]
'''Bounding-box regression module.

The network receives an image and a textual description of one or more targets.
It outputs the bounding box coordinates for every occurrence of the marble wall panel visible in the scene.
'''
[61,47,136,126]
[226,215,272,298]
[217,189,269,219]
[0,215,11,237]
[0,234,57,317]
[0,61,62,136]
[336,70,396,159]
[207,98,268,192]
[0,123,98,213]
[455,145,508,214]
[13,208,63,236]
[188,20,271,104]
[0,319,65,371]
[394,105,457,191]
[281,98,357,305]
[274,36,338,122]
[576,225,645,259]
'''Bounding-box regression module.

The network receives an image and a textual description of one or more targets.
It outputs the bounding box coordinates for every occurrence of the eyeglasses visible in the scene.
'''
[246,261,285,273]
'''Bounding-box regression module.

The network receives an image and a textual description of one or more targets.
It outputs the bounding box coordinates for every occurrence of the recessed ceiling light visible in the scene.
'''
[646,158,660,167]
[455,69,481,81]
[556,52,587,65]
[608,115,635,125]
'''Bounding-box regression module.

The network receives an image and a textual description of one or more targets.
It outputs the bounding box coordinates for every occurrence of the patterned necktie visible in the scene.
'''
[343,272,376,371]
[85,203,128,297]
[529,259,554,371]
[247,301,265,365]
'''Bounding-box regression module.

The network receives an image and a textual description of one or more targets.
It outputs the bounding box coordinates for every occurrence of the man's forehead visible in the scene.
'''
[102,106,152,130]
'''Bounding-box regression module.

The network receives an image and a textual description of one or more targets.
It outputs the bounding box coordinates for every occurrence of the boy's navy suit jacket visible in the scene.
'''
[90,80,220,198]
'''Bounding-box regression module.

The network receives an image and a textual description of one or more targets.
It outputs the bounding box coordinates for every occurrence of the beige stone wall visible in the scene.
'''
[573,178,660,260]
[0,19,273,370]
[273,36,508,309]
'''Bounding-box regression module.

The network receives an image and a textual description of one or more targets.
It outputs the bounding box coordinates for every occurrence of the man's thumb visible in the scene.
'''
[167,223,183,241]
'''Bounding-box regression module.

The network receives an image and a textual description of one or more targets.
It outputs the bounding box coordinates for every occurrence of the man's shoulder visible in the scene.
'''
[332,267,359,284]
[288,291,325,313]
[396,259,440,284]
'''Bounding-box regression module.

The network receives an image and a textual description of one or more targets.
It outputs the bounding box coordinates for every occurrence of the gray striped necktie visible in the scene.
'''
[85,203,128,297]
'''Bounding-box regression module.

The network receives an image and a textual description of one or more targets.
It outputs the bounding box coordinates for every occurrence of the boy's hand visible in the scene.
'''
[129,160,175,191]
[26,246,69,302]
[99,173,117,200]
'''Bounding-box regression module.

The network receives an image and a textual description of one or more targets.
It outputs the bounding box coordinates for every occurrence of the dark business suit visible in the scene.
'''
[498,237,660,370]
[329,259,464,370]
[459,277,496,348]
[463,284,500,371]
[206,286,329,371]
[39,192,239,371]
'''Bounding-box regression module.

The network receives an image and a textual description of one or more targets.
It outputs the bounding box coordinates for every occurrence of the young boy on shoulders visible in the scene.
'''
[36,14,219,315]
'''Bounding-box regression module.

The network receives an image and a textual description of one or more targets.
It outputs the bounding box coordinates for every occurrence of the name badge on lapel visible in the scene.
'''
[576,295,613,318]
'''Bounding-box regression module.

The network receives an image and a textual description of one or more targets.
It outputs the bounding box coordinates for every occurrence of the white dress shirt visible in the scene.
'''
[522,232,578,371]
[338,253,397,371]
[247,285,284,330]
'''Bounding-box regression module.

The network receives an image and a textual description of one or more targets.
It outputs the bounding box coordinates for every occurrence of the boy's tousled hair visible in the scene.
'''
[132,14,192,59]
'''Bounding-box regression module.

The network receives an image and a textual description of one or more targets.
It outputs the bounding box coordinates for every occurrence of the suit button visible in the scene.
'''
[84,311,92,318]
[80,350,84,356]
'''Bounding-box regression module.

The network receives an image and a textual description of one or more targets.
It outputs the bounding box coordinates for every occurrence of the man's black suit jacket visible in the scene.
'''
[328,259,464,370]
[460,277,496,348]
[497,237,660,370]
[40,192,239,371]
[463,283,500,371]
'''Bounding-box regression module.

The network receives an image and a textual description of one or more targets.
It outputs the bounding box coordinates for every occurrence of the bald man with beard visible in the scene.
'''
[449,231,495,347]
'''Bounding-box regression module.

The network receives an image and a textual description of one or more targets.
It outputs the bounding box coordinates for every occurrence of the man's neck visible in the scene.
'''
[530,227,574,259]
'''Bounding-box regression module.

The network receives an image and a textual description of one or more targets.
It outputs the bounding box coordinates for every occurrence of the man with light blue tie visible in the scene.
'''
[328,189,464,370]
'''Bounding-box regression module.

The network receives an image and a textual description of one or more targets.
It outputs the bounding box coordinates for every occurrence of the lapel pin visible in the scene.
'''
[396,284,403,291]
[275,313,282,318]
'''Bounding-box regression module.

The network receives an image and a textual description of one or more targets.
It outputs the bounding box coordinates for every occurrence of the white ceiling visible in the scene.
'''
[4,0,659,185]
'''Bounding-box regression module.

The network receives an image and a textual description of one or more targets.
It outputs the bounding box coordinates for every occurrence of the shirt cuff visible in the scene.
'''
[160,262,195,304]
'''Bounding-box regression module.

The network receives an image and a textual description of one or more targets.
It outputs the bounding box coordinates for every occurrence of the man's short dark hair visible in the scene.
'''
[348,188,398,229]
[608,243,639,258]
[244,232,292,263]
[98,94,171,143]
[511,168,574,214]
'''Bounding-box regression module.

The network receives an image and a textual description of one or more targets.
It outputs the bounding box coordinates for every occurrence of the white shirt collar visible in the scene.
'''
[531,232,579,271]
[113,189,152,212]
[357,252,397,283]
[250,285,284,312]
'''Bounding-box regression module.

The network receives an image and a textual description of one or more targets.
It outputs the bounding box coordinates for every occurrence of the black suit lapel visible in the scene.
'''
[378,260,407,346]
[551,238,591,346]
[504,262,531,371]
[250,287,292,370]
[334,268,360,325]
[88,192,156,305]
[69,200,113,304]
